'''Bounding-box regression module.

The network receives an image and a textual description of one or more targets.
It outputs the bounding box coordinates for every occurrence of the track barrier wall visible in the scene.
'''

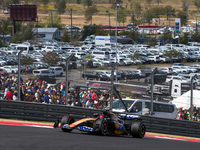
[0,100,200,137]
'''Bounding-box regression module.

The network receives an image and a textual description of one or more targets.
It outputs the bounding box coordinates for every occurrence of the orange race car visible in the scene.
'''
[54,111,146,138]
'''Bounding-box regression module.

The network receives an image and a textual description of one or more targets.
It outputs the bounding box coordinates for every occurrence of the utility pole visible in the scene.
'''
[17,50,24,101]
[51,11,53,27]
[70,8,72,39]
[186,3,189,27]
[143,12,145,38]
[196,16,198,34]
[115,3,120,83]
[132,10,135,25]
[190,75,197,120]
[110,64,115,111]
[65,54,75,105]
[106,10,111,35]
[151,68,158,116]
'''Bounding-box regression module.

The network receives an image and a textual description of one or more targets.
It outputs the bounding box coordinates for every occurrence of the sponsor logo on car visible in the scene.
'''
[62,124,69,128]
[78,126,93,132]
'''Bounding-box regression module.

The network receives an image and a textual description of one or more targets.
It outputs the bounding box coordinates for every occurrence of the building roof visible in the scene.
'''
[33,28,58,33]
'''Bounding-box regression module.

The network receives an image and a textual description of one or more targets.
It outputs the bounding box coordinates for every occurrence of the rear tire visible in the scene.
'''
[61,115,75,132]
[130,122,145,138]
[94,119,108,135]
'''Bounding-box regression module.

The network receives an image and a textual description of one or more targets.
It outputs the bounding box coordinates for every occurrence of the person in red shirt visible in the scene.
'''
[6,89,13,100]
[92,91,98,100]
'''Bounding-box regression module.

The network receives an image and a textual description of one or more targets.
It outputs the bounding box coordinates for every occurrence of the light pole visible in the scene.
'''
[70,8,72,39]
[115,3,120,83]
[190,75,197,120]
[106,10,111,35]
[65,54,75,105]
[151,68,158,116]
[17,50,24,101]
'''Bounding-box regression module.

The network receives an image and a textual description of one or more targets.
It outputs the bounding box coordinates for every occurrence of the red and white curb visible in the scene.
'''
[1,120,200,143]
[0,121,53,128]
[145,134,200,143]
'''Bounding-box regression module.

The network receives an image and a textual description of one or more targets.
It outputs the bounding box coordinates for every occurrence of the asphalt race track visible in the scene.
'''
[0,125,199,150]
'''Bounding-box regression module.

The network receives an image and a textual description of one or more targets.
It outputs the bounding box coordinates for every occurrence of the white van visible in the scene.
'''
[112,99,177,119]
[33,69,56,77]
[15,44,35,54]
[49,66,64,77]
[91,50,109,59]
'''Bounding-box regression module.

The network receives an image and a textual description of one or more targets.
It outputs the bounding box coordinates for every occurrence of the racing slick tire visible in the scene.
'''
[61,114,75,132]
[130,122,146,138]
[94,119,108,136]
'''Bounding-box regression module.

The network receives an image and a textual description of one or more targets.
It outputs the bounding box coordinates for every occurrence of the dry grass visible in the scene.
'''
[0,1,199,28]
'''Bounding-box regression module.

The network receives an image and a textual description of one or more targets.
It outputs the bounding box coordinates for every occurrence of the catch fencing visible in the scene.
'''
[0,100,200,138]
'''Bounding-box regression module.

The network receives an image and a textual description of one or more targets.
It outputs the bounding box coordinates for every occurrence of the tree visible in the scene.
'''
[191,30,200,42]
[117,8,129,26]
[193,0,200,10]
[0,20,12,35]
[109,0,123,8]
[179,33,189,44]
[1,0,20,7]
[145,37,157,46]
[62,30,70,42]
[42,13,64,29]
[161,29,172,44]
[21,56,33,66]
[145,6,165,25]
[9,23,34,43]
[164,5,176,20]
[156,0,162,6]
[146,0,152,9]
[94,26,108,36]
[84,5,98,23]
[43,52,60,66]
[41,0,49,11]
[163,50,182,59]
[130,1,142,25]
[55,0,66,14]
[0,39,5,47]
[76,0,81,4]
[83,0,93,7]
[81,24,99,40]
[176,10,186,26]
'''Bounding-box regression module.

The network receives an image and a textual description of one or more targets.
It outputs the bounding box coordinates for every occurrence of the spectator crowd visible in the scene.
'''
[0,73,200,122]
[0,73,111,109]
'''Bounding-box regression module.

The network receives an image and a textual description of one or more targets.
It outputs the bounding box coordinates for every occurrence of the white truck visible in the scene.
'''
[95,36,115,46]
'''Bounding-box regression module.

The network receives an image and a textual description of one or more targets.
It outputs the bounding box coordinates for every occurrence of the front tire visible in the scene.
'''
[61,115,75,132]
[94,119,108,135]
[130,122,145,138]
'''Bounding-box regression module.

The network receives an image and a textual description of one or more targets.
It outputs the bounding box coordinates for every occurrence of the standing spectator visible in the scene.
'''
[4,86,9,99]
[6,89,13,100]
[92,91,97,100]
[35,89,41,102]
[183,110,188,120]
[25,67,28,75]
[43,93,50,104]
[13,90,18,101]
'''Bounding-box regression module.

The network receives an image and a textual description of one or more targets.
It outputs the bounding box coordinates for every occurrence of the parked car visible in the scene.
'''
[144,74,167,84]
[33,69,56,77]
[49,66,64,77]
[165,75,191,83]
[2,66,18,74]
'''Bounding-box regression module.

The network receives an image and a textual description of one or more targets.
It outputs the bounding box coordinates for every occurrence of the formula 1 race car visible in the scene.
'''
[54,111,146,138]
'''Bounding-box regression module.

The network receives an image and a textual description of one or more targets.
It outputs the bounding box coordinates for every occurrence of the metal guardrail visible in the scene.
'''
[0,100,200,138]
